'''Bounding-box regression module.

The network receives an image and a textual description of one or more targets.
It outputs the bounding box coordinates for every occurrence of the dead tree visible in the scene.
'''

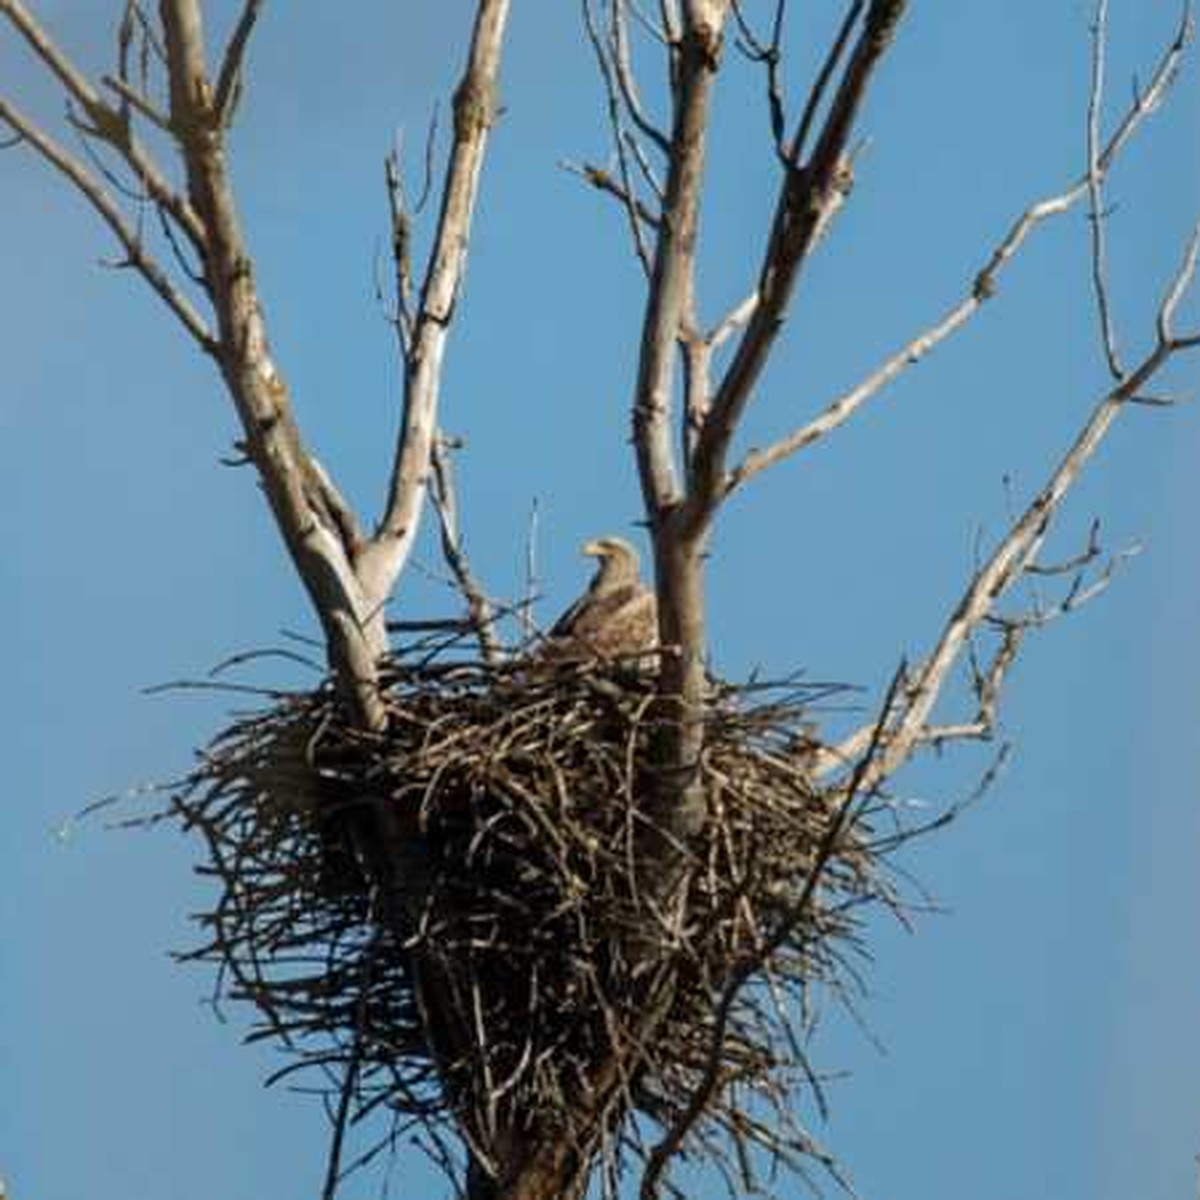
[2,2,1196,1198]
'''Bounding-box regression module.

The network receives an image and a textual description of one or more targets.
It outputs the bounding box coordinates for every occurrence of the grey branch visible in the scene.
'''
[0,0,206,250]
[680,2,904,540]
[817,220,1200,787]
[359,0,512,611]
[727,5,1191,495]
[0,95,212,349]
[430,433,501,665]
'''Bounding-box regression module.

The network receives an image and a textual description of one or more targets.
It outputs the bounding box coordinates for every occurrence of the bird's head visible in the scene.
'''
[581,535,641,586]
[582,535,636,562]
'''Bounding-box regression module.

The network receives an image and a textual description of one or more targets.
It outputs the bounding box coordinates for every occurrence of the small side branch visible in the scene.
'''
[430,433,501,665]
[561,159,662,229]
[581,0,659,277]
[214,0,264,127]
[1086,0,1124,379]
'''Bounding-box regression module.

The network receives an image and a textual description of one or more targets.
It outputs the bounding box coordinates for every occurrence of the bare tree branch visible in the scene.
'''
[359,0,512,612]
[0,95,213,348]
[611,0,672,154]
[154,0,387,726]
[726,7,1191,495]
[430,432,501,664]
[582,0,658,277]
[681,1,903,539]
[818,220,1200,788]
[630,0,732,529]
[787,0,862,166]
[1087,0,1124,379]
[0,0,207,250]
[102,73,171,131]
[561,158,662,228]
[705,291,757,349]
[214,0,263,126]
[730,0,788,154]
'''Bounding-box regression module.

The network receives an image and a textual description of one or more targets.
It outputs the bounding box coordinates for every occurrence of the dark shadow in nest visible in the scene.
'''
[166,645,910,1199]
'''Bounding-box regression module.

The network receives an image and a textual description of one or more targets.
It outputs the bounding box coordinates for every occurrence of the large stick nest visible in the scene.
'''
[167,649,901,1197]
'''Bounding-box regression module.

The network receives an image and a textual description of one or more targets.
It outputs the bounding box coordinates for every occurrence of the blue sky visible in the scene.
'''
[2,4,1197,1199]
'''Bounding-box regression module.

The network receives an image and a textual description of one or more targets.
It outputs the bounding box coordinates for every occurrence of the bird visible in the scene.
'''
[539,535,658,663]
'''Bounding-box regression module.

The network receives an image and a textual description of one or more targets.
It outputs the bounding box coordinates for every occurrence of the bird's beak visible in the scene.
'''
[581,539,603,558]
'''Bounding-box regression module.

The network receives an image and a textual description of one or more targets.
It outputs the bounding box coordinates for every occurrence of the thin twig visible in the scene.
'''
[429,432,502,664]
[214,0,264,126]
[1087,0,1124,378]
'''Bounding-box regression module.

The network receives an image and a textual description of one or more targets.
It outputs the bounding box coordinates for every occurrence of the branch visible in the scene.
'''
[102,74,171,132]
[158,0,385,726]
[787,0,862,166]
[359,0,512,607]
[0,0,206,251]
[429,433,502,664]
[611,0,672,155]
[0,96,213,350]
[629,2,728,525]
[214,0,263,127]
[818,220,1200,788]
[681,0,905,539]
[730,0,789,156]
[561,159,662,228]
[1086,0,1123,379]
[582,0,657,277]
[727,6,1192,495]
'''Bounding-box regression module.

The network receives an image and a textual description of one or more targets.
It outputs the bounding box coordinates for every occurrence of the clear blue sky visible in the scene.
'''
[2,4,1197,1199]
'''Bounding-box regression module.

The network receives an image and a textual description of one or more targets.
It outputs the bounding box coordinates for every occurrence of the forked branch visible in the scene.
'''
[1,0,512,729]
[680,0,905,539]
[359,0,512,607]
[727,4,1191,495]
[819,221,1200,787]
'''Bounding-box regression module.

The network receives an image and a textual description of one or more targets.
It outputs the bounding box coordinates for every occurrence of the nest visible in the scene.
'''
[167,649,901,1198]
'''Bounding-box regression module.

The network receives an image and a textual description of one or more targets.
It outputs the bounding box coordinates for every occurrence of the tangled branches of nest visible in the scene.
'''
[166,649,909,1198]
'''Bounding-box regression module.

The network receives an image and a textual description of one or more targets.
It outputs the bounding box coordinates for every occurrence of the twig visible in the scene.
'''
[429,432,502,664]
[582,0,657,277]
[561,159,662,227]
[1087,0,1124,379]
[214,0,264,127]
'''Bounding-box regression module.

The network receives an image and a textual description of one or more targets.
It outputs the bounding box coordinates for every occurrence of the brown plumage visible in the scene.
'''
[540,536,658,663]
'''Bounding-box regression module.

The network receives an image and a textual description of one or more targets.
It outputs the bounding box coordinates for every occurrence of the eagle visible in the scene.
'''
[540,535,658,663]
